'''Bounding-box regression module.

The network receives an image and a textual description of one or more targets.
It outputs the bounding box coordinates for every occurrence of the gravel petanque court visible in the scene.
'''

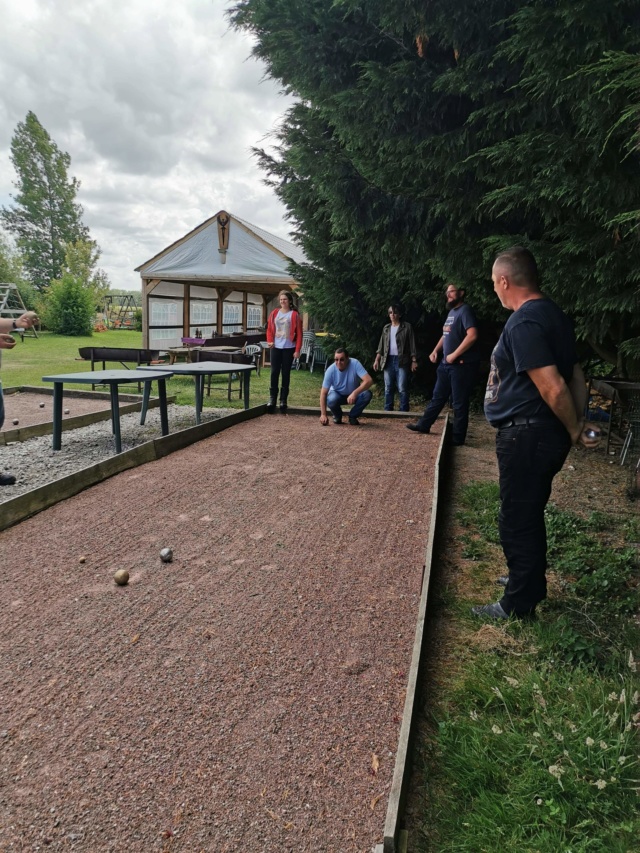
[0,414,441,852]
[1,388,114,431]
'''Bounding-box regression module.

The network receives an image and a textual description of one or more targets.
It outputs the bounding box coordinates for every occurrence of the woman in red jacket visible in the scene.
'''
[266,290,303,413]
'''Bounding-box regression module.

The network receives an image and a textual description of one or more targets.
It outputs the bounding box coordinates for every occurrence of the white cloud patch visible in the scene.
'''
[0,0,294,288]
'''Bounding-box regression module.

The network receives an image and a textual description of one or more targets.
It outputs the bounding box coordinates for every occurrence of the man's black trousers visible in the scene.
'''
[496,420,571,615]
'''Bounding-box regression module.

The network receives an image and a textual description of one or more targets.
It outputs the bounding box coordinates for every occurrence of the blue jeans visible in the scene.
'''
[327,388,372,420]
[417,360,477,444]
[496,421,571,615]
[383,356,409,411]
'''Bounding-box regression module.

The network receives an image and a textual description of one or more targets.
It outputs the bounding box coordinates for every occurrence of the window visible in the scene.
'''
[191,301,215,325]
[247,304,262,330]
[223,302,242,333]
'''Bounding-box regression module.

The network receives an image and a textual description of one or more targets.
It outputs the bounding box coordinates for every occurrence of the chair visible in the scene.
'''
[310,344,328,373]
[191,349,251,401]
[294,331,316,370]
[243,344,262,377]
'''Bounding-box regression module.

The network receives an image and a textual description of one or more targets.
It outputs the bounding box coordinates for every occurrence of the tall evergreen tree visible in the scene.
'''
[231,0,640,377]
[1,112,90,291]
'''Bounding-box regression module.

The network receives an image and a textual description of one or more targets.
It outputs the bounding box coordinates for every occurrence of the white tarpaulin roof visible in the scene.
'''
[136,212,306,281]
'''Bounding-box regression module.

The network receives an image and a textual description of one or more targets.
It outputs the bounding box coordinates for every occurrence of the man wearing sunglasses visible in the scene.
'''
[319,348,373,426]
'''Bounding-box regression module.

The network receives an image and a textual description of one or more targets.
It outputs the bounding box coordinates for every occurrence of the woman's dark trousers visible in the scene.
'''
[270,348,295,404]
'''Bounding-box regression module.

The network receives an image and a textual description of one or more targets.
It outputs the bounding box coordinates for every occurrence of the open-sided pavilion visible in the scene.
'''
[135,210,307,349]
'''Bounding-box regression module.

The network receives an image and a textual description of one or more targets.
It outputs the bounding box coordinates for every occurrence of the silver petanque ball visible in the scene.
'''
[64,408,70,415]
[160,547,173,563]
[12,419,18,426]
[585,427,602,440]
[39,402,45,408]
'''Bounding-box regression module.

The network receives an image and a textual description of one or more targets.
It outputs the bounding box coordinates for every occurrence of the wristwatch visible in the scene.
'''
[12,320,17,330]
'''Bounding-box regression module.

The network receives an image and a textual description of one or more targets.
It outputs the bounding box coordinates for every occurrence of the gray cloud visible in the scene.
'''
[0,0,294,289]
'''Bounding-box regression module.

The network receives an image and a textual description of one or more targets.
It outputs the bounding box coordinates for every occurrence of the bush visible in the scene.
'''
[39,273,95,336]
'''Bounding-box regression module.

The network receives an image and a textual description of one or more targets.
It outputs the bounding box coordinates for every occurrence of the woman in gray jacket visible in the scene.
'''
[372,304,417,411]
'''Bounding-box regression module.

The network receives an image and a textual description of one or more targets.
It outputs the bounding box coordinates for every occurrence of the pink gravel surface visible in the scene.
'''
[0,413,441,852]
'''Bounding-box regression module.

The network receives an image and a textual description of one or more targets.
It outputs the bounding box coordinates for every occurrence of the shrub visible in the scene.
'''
[39,273,95,336]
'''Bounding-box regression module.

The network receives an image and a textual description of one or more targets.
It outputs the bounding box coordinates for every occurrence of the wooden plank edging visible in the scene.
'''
[382,414,451,852]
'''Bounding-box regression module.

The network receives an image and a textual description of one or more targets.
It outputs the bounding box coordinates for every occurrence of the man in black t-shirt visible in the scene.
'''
[406,283,480,445]
[473,247,600,620]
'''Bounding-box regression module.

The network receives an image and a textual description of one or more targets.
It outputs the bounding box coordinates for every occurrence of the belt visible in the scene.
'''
[496,415,557,429]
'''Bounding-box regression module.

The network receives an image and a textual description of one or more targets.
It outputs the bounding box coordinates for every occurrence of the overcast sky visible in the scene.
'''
[0,0,294,290]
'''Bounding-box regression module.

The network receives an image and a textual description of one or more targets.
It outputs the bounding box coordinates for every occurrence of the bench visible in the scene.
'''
[78,347,162,389]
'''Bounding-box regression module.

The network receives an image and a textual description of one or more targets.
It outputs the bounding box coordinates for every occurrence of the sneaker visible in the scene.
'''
[348,417,360,426]
[332,416,342,425]
[0,472,16,486]
[495,575,509,586]
[405,423,430,434]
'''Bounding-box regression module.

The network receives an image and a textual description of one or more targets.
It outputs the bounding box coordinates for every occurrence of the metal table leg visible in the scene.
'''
[194,375,203,425]
[52,382,63,450]
[140,380,151,425]
[243,370,251,410]
[158,377,169,436]
[109,382,122,453]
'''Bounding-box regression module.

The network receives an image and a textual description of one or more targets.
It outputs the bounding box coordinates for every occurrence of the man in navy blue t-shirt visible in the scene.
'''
[473,247,600,620]
[406,283,480,445]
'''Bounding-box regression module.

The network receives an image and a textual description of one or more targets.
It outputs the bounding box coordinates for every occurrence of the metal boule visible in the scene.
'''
[160,547,173,563]
[12,419,18,426]
[114,569,129,586]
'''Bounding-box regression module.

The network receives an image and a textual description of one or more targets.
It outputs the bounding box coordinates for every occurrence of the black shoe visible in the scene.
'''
[406,423,430,434]
[496,575,509,586]
[471,602,510,620]
[332,415,342,425]
[349,417,360,426]
[266,396,277,414]
[0,472,16,486]
[471,601,536,621]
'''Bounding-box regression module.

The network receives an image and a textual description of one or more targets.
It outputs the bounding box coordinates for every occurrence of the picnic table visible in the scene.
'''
[138,361,255,425]
[42,369,172,454]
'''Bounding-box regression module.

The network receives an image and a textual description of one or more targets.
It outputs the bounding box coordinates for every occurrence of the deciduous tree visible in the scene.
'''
[1,112,90,291]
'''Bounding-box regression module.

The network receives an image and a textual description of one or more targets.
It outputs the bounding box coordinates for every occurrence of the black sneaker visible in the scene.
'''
[348,417,360,426]
[0,472,16,486]
[406,423,430,433]
[332,415,342,424]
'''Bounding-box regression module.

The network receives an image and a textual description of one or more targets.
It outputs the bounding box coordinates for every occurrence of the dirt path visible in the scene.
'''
[0,414,442,852]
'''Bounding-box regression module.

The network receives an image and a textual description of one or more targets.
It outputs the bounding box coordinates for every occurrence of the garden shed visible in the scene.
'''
[135,210,306,349]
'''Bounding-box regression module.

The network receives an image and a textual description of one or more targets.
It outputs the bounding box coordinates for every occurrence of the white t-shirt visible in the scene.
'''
[274,310,295,349]
[389,325,399,356]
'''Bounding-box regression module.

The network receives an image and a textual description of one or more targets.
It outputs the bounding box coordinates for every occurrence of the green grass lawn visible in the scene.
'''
[1,331,392,411]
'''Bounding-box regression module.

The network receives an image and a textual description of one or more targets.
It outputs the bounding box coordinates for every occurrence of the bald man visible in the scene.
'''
[473,247,599,620]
